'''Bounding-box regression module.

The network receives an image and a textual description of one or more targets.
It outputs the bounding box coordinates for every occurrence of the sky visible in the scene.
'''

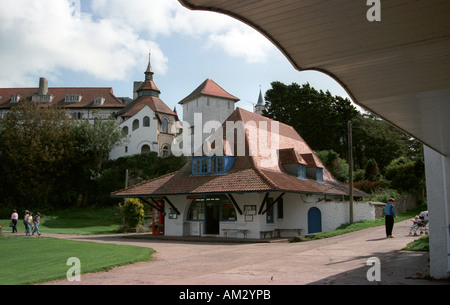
[0,0,353,119]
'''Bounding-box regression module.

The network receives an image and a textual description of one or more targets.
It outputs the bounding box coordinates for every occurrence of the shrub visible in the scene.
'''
[119,198,144,229]
[354,179,385,194]
[384,157,424,194]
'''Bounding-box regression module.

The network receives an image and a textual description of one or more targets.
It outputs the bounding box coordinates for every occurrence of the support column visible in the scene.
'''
[424,146,450,279]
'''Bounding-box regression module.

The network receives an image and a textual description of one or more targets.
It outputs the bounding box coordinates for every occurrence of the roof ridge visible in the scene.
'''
[110,171,179,197]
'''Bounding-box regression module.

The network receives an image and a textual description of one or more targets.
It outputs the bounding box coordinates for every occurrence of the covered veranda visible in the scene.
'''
[178,0,450,279]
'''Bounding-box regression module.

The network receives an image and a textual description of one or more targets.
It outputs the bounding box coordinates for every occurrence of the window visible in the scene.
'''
[192,156,235,176]
[10,94,20,103]
[122,126,129,136]
[316,168,324,182]
[188,199,205,220]
[221,197,236,221]
[161,144,170,157]
[65,94,82,103]
[132,119,139,131]
[93,97,105,105]
[187,196,236,221]
[72,112,83,119]
[266,198,274,224]
[277,198,284,219]
[143,116,150,127]
[161,118,168,133]
[200,159,209,173]
[298,164,306,179]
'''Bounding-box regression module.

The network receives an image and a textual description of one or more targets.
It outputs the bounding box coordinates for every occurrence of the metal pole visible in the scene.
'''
[348,121,354,224]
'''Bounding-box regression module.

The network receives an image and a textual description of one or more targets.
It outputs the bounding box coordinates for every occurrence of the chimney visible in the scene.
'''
[38,77,48,95]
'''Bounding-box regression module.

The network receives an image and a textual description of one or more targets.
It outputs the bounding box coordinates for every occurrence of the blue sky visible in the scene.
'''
[0,0,352,118]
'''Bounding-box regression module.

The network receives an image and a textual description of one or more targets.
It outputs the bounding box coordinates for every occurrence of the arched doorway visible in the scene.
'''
[308,207,322,234]
[141,144,151,155]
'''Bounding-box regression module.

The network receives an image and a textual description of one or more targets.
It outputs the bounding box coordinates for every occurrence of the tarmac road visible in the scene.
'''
[39,218,448,285]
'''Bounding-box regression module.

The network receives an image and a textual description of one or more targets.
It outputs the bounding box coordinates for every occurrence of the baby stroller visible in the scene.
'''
[409,211,429,236]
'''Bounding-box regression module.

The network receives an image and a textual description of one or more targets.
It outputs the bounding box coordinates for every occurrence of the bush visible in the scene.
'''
[384,157,424,194]
[354,179,385,194]
[367,188,400,203]
[119,198,144,229]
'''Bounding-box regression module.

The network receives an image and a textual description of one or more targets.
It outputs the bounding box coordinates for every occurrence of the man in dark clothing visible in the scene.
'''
[384,198,397,238]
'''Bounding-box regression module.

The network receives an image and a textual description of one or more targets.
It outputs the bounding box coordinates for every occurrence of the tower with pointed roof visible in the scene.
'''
[179,78,240,154]
[254,87,266,115]
[110,53,179,160]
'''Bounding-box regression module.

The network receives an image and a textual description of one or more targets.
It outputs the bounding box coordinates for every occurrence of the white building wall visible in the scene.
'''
[182,96,236,154]
[109,106,159,160]
[424,146,450,279]
[162,192,375,239]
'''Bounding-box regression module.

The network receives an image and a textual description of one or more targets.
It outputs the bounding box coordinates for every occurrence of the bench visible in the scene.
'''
[274,228,303,238]
[260,230,274,239]
[222,228,249,239]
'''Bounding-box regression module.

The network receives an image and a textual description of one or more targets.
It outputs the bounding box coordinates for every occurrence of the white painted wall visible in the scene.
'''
[424,146,450,279]
[109,106,158,160]
[162,192,376,239]
[182,96,236,154]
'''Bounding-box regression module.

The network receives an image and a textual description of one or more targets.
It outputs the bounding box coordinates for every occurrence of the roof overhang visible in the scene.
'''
[179,0,450,156]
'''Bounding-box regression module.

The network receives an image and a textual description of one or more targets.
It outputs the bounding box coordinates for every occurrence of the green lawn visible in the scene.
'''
[0,207,122,235]
[0,234,155,285]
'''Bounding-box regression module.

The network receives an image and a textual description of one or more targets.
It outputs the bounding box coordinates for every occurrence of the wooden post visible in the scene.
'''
[125,169,129,188]
[348,121,354,224]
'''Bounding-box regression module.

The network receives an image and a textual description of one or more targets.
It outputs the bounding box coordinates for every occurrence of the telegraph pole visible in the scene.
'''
[348,121,354,224]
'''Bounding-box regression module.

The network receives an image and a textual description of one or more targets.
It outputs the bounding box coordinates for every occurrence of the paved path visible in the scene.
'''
[37,219,447,285]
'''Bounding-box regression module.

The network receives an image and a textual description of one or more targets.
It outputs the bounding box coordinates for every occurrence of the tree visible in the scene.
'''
[0,101,126,209]
[384,157,425,195]
[263,82,359,158]
[0,102,78,208]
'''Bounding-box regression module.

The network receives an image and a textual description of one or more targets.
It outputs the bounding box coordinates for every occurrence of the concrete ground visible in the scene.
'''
[36,219,448,285]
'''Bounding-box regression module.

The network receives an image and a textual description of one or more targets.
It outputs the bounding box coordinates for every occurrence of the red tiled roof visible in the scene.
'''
[112,108,366,198]
[178,78,240,104]
[0,87,125,109]
[137,80,160,93]
[117,95,176,118]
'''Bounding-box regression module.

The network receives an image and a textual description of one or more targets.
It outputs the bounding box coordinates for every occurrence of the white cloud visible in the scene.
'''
[0,0,166,87]
[90,0,274,62]
[0,0,273,87]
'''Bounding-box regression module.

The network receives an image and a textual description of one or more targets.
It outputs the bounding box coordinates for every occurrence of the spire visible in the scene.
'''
[256,86,264,106]
[136,50,160,97]
[145,51,154,82]
[254,86,266,115]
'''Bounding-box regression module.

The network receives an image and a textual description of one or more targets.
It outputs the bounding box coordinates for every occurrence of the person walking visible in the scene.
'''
[23,210,29,233]
[385,198,397,238]
[26,212,33,236]
[10,209,18,233]
[32,212,41,236]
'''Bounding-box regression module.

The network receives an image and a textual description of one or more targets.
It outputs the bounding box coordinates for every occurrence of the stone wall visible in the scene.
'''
[371,195,418,219]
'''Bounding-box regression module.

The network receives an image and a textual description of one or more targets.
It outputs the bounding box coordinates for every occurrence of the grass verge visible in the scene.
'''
[403,236,429,252]
[0,234,155,285]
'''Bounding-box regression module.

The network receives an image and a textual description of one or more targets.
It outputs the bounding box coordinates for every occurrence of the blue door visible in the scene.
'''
[308,207,322,234]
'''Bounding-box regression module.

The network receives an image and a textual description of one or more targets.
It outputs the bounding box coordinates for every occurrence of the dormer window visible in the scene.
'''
[298,164,307,180]
[10,94,21,103]
[93,97,105,105]
[65,94,82,103]
[192,156,235,176]
[316,168,324,182]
